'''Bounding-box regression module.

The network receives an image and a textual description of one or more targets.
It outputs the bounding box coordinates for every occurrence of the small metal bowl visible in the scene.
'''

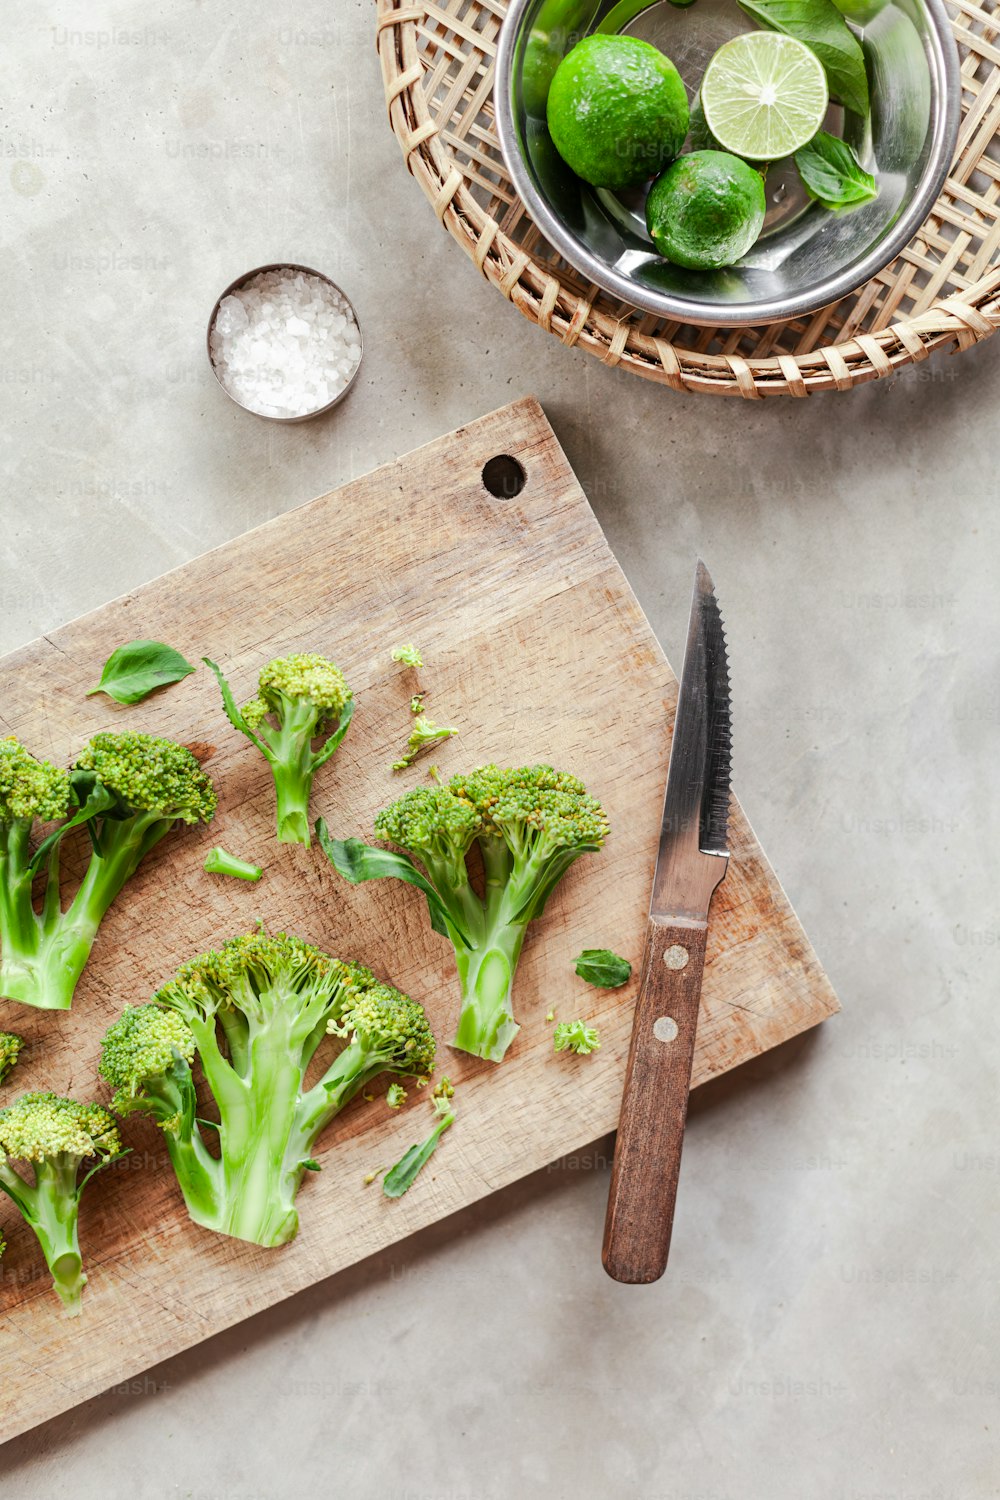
[206,262,364,422]
[495,0,960,327]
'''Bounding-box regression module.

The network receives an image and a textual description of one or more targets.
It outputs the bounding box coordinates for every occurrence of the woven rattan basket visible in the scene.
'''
[377,0,1000,395]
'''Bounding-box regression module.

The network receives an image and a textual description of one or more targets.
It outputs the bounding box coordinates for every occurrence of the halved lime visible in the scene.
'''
[701,32,828,162]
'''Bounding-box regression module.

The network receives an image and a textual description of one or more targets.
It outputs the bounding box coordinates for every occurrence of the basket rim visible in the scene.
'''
[376,0,1000,395]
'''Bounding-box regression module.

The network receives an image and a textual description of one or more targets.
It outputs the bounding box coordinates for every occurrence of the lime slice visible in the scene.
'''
[701,32,828,161]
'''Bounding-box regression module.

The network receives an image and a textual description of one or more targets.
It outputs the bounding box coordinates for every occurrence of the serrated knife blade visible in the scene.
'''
[603,560,732,1284]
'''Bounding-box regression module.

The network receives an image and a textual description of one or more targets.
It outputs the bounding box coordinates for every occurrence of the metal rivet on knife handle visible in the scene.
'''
[653,1016,679,1043]
[664,945,689,970]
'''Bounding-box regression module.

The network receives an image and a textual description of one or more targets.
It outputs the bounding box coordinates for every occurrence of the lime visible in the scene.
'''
[701,32,828,161]
[645,149,767,270]
[546,34,689,190]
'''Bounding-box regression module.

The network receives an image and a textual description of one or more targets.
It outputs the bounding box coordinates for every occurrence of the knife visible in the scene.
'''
[602,559,732,1284]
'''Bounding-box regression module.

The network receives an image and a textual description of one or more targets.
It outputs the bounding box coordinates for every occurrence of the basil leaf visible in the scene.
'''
[87,640,196,705]
[794,130,878,209]
[574,948,633,988]
[738,0,869,117]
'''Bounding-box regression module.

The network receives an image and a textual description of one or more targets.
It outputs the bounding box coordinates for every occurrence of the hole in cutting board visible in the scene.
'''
[482,454,526,499]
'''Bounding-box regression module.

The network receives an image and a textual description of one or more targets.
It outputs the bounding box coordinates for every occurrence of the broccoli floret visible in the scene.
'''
[318,764,609,1063]
[553,1020,601,1056]
[0,1032,24,1086]
[391,644,423,668]
[0,1091,123,1315]
[385,1082,407,1110]
[100,932,436,1248]
[0,736,70,823]
[205,653,353,846]
[392,716,459,772]
[0,732,215,1012]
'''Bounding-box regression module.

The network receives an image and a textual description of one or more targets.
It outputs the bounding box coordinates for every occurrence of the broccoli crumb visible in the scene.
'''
[553,1020,601,1056]
[391,644,423,669]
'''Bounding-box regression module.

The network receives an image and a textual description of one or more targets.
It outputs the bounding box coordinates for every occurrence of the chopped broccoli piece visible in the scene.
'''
[385,1082,407,1110]
[0,1091,124,1315]
[99,932,436,1248]
[392,716,459,772]
[318,765,608,1063]
[203,846,263,882]
[383,1090,456,1199]
[432,1076,455,1100]
[545,1009,555,1024]
[391,644,423,669]
[553,1020,601,1056]
[574,949,632,988]
[0,1032,24,1085]
[410,695,425,715]
[0,733,215,1012]
[205,654,353,847]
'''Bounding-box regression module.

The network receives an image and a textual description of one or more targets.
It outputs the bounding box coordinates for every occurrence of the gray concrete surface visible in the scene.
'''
[2,2,997,1496]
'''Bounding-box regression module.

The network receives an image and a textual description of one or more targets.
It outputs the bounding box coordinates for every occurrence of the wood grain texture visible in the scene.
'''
[603,918,710,1285]
[0,397,838,1439]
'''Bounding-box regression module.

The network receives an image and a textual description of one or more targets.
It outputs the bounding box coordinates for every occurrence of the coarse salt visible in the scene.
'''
[209,268,362,418]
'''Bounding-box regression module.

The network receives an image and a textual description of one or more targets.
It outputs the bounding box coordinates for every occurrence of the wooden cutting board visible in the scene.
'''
[0,397,837,1439]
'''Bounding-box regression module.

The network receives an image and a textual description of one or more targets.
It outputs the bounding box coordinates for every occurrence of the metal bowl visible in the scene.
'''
[207,262,364,422]
[494,0,960,327]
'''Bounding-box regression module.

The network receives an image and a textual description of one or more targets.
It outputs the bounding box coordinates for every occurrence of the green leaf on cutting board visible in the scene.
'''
[794,131,878,209]
[574,948,633,988]
[738,0,870,118]
[86,639,196,705]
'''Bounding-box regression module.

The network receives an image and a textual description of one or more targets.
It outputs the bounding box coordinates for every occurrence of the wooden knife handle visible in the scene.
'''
[602,916,708,1284]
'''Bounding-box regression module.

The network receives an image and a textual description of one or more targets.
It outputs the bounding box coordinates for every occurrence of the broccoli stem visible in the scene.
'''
[142,1066,225,1232]
[0,820,45,999]
[187,1035,393,1248]
[25,1159,86,1317]
[292,1039,389,1150]
[273,773,313,847]
[216,1042,306,1247]
[267,700,323,846]
[0,814,168,1010]
[452,921,526,1063]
